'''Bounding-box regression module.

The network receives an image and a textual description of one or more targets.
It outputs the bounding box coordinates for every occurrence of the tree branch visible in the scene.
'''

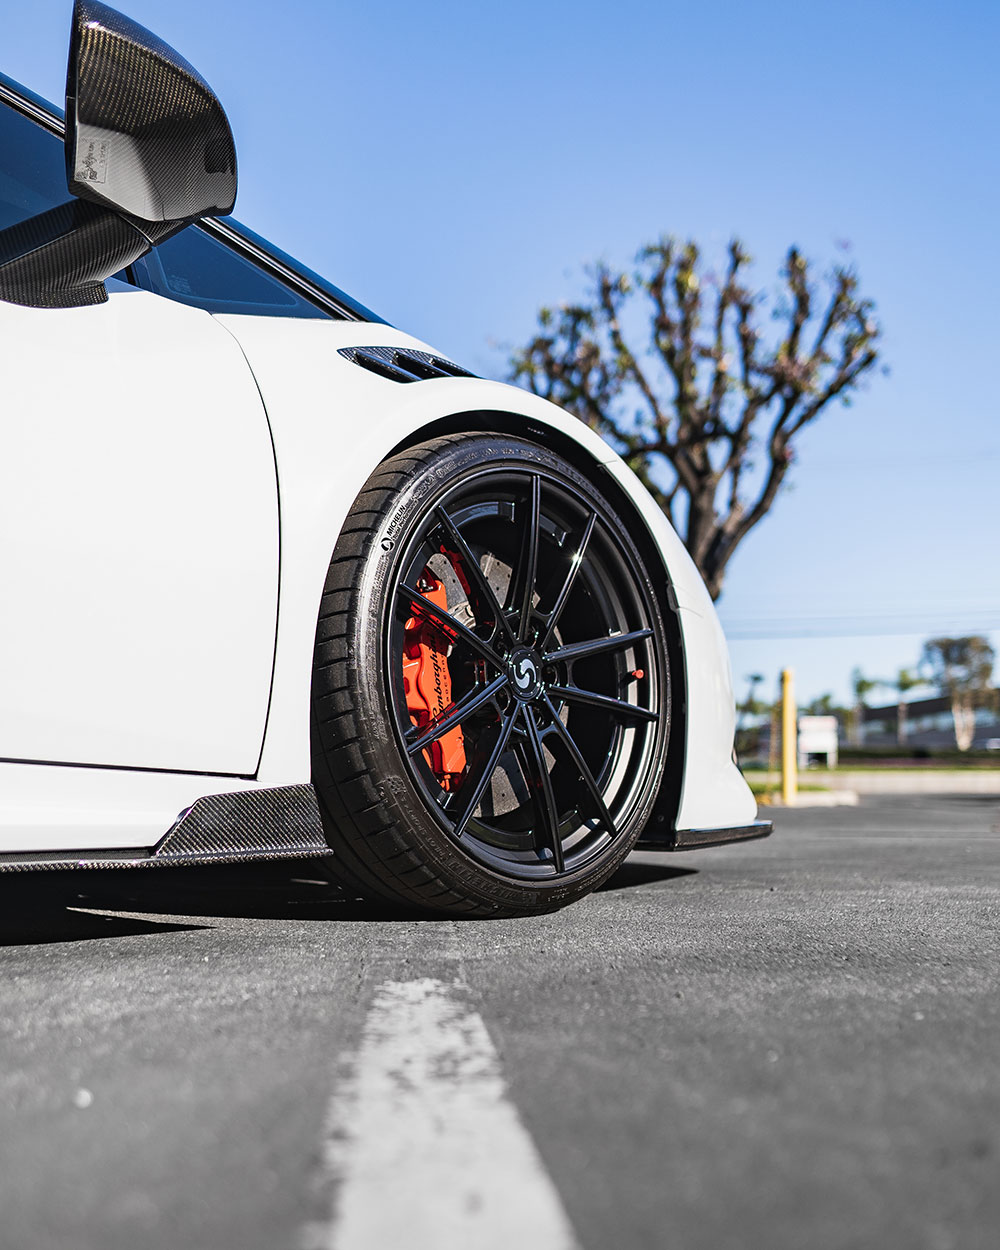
[509,234,884,599]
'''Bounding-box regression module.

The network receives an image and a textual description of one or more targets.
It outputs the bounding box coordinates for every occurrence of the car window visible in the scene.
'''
[132,226,329,318]
[0,100,73,232]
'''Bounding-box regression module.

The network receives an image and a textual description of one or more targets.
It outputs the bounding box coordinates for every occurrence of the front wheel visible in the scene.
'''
[311,433,671,916]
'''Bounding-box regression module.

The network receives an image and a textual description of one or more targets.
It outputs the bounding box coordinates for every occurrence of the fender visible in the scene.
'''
[215,316,756,835]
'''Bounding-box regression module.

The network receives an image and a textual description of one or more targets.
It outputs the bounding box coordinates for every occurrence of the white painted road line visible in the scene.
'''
[310,977,580,1250]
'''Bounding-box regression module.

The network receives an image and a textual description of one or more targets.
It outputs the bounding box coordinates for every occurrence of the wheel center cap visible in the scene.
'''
[508,648,544,701]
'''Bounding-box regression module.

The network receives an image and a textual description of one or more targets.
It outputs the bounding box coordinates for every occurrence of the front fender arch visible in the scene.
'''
[217,315,753,833]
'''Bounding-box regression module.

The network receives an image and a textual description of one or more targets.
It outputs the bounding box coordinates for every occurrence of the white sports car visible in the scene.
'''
[0,1,768,916]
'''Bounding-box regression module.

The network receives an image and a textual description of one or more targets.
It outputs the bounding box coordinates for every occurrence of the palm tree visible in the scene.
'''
[891,668,921,745]
[850,668,877,746]
[738,673,765,731]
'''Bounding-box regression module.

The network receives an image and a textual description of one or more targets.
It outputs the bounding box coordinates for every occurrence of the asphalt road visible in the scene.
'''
[1,794,998,1250]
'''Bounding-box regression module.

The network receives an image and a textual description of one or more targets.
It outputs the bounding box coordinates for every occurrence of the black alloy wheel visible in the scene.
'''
[311,433,672,916]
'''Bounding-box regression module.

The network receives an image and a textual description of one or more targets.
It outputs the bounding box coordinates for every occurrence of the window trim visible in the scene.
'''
[0,77,63,138]
[198,217,347,318]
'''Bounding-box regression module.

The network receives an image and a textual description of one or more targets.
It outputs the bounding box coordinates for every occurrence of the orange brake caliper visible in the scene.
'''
[402,569,468,789]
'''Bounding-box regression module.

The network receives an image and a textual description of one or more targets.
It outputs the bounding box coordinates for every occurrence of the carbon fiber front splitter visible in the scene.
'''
[635,820,773,852]
[0,783,329,873]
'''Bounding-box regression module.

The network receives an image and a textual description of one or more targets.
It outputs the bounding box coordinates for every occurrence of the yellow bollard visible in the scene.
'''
[781,668,797,805]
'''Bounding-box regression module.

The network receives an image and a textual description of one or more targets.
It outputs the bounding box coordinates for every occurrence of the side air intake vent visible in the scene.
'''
[338,346,476,383]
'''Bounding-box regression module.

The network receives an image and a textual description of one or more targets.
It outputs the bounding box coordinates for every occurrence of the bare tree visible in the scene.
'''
[920,636,996,751]
[510,238,882,599]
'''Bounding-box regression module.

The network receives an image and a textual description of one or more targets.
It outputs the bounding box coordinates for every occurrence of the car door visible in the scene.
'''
[0,94,279,776]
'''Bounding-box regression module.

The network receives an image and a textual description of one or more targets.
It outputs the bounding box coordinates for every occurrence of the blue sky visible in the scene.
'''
[7,0,998,707]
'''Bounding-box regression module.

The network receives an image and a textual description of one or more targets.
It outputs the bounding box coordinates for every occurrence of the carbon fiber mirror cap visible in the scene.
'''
[65,0,237,223]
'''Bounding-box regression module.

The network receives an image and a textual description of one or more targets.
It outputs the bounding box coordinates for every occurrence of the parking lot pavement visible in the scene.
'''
[0,794,998,1250]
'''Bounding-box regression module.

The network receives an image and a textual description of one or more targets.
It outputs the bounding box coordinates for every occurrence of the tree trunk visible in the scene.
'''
[952,697,975,751]
[896,700,907,745]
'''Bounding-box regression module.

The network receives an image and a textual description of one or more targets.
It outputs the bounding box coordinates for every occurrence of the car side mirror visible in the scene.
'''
[66,0,237,221]
[0,1,238,309]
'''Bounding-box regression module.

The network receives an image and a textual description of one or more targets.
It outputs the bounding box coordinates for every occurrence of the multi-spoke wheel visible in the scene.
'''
[311,433,671,916]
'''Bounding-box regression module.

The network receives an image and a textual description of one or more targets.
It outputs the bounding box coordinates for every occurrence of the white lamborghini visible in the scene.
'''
[0,1,768,916]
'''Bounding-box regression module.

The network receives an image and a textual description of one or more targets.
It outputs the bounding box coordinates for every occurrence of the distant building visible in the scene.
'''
[859,695,1000,750]
[744,695,1000,764]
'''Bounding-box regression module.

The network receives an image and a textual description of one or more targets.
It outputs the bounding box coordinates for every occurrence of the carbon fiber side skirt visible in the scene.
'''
[0,783,328,872]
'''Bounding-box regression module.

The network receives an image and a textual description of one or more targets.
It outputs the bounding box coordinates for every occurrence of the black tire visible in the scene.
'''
[310,433,671,917]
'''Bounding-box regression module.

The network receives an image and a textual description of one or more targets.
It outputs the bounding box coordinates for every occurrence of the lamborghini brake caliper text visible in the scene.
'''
[403,569,467,789]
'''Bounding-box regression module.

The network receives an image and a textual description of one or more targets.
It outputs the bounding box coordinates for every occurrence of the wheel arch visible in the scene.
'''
[251,357,751,836]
